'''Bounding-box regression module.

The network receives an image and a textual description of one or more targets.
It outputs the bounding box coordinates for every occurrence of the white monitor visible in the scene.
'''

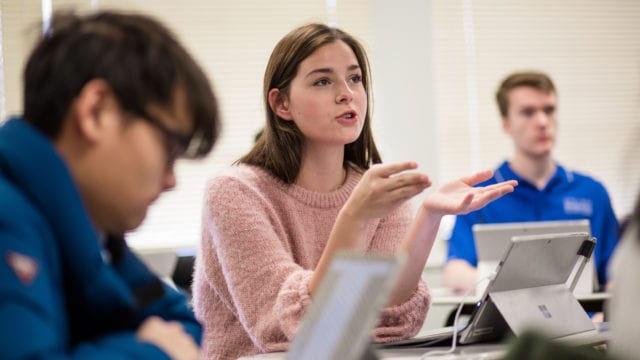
[472,219,595,295]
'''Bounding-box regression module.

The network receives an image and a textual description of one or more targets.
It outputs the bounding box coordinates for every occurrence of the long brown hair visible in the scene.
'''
[237,23,381,183]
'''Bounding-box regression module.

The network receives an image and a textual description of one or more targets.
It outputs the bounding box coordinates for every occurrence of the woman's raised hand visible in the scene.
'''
[422,170,517,217]
[343,161,431,220]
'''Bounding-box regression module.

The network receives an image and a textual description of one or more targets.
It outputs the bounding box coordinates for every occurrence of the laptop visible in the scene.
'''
[473,220,596,295]
[459,232,596,344]
[287,252,404,360]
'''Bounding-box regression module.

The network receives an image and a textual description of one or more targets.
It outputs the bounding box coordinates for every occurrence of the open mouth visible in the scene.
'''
[338,111,357,120]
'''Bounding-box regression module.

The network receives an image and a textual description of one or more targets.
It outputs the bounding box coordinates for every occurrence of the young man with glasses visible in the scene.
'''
[0,11,220,359]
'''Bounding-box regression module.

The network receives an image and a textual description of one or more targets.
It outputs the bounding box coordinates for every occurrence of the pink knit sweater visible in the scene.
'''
[193,164,431,359]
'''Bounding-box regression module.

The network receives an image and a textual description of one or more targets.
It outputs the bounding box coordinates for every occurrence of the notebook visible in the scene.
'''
[459,232,596,344]
[286,252,404,360]
[472,220,595,295]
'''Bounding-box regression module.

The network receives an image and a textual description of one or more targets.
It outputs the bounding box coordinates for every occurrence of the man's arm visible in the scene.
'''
[443,213,480,293]
[443,259,478,293]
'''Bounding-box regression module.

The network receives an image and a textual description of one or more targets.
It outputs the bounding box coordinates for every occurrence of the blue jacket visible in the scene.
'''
[447,161,619,286]
[0,118,202,359]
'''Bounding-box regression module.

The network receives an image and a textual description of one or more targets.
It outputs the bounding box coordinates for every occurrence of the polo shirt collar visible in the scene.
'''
[495,160,572,191]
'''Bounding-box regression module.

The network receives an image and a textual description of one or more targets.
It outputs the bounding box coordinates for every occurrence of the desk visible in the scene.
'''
[377,344,506,359]
[239,344,507,359]
[430,288,609,326]
[430,287,610,306]
[239,328,608,360]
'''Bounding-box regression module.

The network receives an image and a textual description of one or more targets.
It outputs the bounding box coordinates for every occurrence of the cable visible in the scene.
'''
[419,273,496,359]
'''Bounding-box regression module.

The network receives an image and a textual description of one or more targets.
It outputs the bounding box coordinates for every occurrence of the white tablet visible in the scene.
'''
[460,232,596,345]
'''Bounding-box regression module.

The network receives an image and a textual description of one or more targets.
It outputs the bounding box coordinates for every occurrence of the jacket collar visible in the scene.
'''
[0,117,133,310]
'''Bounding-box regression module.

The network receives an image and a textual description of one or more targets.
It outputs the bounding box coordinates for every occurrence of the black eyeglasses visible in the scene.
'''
[124,109,196,167]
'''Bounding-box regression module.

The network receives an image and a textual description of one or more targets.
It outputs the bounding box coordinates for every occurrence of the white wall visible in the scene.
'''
[369,0,452,268]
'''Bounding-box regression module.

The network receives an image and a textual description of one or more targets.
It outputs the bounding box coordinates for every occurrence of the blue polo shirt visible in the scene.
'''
[447,161,619,285]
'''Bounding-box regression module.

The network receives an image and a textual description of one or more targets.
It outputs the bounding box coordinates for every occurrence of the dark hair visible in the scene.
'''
[23,11,219,158]
[495,71,556,118]
[237,23,381,183]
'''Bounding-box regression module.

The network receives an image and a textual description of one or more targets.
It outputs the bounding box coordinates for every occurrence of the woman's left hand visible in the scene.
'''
[421,170,517,217]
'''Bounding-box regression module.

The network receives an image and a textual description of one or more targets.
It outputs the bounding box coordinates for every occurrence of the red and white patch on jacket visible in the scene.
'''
[6,251,39,286]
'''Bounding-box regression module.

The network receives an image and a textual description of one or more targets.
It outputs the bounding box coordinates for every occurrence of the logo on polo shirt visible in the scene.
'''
[563,197,593,216]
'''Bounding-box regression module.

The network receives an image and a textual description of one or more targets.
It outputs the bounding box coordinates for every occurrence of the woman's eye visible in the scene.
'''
[313,78,330,86]
[349,74,362,83]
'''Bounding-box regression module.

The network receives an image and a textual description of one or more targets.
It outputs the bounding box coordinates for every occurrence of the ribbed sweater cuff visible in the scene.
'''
[374,280,431,342]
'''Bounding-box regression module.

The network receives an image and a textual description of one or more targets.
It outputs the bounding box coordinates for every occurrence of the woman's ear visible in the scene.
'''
[268,88,293,121]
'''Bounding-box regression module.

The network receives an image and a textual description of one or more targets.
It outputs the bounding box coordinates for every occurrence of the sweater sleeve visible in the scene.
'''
[367,201,432,342]
[197,174,315,352]
[273,270,314,340]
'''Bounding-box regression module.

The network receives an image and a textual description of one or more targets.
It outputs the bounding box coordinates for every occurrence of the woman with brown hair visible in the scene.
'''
[193,23,516,359]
